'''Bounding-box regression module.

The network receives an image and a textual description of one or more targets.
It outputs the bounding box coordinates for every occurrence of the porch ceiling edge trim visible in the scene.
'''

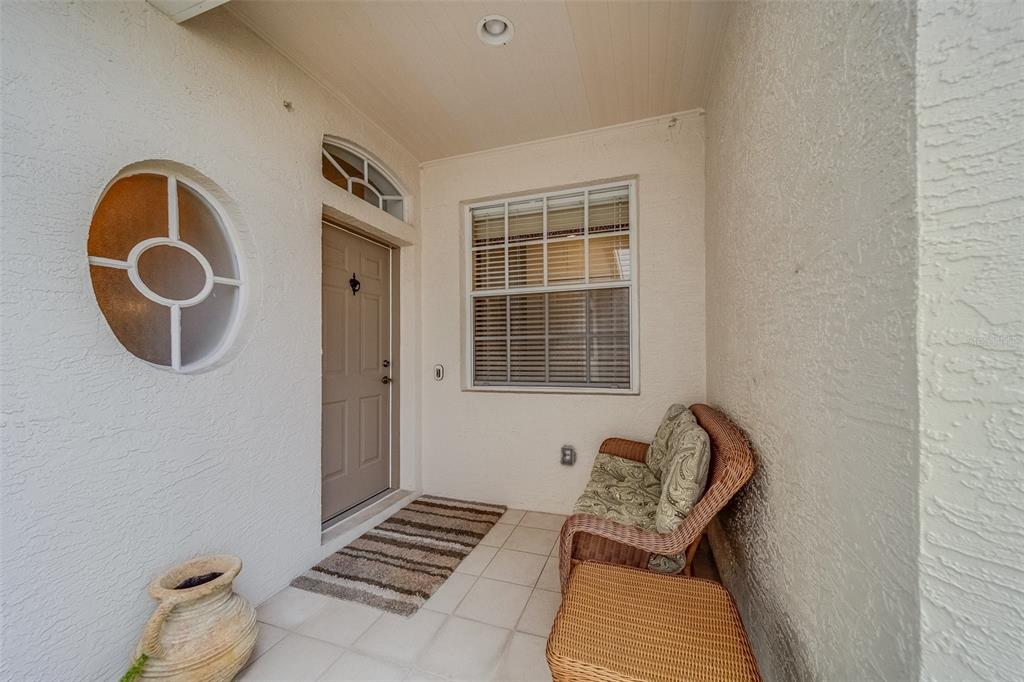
[419,109,704,170]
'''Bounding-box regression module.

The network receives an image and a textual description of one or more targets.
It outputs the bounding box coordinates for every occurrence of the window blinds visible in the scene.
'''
[468,183,634,389]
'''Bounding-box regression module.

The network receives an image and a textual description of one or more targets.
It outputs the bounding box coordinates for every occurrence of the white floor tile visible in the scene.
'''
[518,512,567,532]
[252,623,288,659]
[492,632,552,682]
[481,549,546,586]
[257,586,334,630]
[503,527,558,555]
[417,616,512,679]
[455,577,532,629]
[499,509,527,525]
[318,651,408,682]
[516,590,561,637]
[296,599,384,647]
[354,609,447,664]
[422,572,477,614]
[480,523,516,547]
[237,633,343,681]
[549,540,560,557]
[405,671,447,682]
[535,557,560,592]
[454,544,499,576]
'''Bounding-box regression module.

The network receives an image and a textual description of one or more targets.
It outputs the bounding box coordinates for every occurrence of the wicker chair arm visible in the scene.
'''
[559,513,694,591]
[598,438,650,462]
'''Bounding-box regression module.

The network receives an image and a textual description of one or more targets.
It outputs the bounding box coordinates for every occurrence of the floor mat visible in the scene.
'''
[292,495,507,616]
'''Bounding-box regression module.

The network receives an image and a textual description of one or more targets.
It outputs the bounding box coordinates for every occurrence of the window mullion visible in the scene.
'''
[544,293,550,385]
[170,304,181,371]
[542,196,549,287]
[167,176,179,241]
[542,196,550,384]
[473,279,627,297]
[504,202,510,290]
[505,294,511,384]
[322,149,351,180]
[584,290,591,384]
[583,188,590,284]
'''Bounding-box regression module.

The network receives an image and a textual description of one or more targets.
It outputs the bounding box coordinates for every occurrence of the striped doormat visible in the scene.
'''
[291,495,507,616]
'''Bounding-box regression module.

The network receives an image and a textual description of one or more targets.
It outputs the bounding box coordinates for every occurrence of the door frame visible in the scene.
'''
[321,217,401,528]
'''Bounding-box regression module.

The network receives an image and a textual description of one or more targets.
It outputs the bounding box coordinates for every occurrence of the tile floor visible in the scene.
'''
[240,508,567,681]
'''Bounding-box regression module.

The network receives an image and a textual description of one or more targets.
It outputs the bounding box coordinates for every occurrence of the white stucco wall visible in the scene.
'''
[0,3,421,679]
[917,1,1024,679]
[419,114,706,513]
[703,2,919,680]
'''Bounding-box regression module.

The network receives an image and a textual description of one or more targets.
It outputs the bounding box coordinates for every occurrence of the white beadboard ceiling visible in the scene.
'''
[229,0,729,162]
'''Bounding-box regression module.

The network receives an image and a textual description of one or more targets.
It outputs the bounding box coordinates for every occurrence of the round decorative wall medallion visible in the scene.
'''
[87,170,243,371]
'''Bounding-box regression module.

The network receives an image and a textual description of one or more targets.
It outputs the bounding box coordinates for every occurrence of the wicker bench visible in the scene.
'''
[560,404,756,590]
[547,561,761,682]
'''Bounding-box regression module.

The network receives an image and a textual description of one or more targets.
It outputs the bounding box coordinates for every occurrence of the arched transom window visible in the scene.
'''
[321,137,406,221]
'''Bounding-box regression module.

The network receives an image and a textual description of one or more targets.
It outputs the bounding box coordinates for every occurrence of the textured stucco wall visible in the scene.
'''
[419,114,706,512]
[917,1,1024,679]
[704,3,919,680]
[0,3,421,679]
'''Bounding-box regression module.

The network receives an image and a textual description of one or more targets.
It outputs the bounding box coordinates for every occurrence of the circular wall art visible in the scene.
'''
[87,170,244,371]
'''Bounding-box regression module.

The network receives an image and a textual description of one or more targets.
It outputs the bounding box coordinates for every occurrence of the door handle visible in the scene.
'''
[381,376,392,385]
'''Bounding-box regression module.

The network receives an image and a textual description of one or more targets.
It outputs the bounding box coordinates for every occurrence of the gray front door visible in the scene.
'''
[321,223,392,524]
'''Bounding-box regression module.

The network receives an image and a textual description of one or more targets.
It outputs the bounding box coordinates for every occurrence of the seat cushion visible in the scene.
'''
[573,453,661,531]
[573,454,686,573]
[547,562,762,682]
[645,403,697,477]
[654,422,711,533]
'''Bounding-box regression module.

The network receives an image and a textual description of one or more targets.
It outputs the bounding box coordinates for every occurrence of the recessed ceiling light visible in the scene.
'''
[478,15,514,46]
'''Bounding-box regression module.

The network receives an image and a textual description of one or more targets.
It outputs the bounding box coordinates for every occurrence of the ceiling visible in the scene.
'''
[229,1,730,162]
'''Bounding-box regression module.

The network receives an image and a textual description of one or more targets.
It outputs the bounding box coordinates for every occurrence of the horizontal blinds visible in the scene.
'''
[469,183,633,389]
[588,186,630,234]
[472,288,630,388]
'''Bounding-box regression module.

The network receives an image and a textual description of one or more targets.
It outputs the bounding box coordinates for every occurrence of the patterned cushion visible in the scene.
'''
[647,554,684,573]
[573,453,686,574]
[654,422,711,533]
[573,454,660,531]
[645,404,697,478]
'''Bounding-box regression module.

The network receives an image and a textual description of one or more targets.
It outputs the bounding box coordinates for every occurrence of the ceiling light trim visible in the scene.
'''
[477,15,514,46]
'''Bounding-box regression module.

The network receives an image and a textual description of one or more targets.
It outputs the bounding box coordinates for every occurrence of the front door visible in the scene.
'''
[321,223,392,524]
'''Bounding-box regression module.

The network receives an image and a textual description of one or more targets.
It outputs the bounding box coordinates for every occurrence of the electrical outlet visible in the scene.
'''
[560,445,577,466]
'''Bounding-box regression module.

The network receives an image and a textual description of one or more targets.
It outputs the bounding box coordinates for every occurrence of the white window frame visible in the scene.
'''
[463,179,639,395]
[321,136,409,223]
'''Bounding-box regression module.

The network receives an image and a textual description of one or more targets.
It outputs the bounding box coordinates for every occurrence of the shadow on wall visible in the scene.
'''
[709,497,814,682]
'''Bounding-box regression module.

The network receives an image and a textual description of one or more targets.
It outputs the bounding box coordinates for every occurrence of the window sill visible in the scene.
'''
[462,384,639,396]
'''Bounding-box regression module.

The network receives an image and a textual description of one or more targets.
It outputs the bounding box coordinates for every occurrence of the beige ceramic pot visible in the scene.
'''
[134,554,258,681]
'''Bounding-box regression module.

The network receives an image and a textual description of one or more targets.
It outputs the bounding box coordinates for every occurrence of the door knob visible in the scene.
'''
[381,376,392,385]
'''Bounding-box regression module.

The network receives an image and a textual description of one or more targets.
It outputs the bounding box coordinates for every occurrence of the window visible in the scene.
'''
[466,181,637,392]
[322,137,407,221]
[87,170,243,372]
